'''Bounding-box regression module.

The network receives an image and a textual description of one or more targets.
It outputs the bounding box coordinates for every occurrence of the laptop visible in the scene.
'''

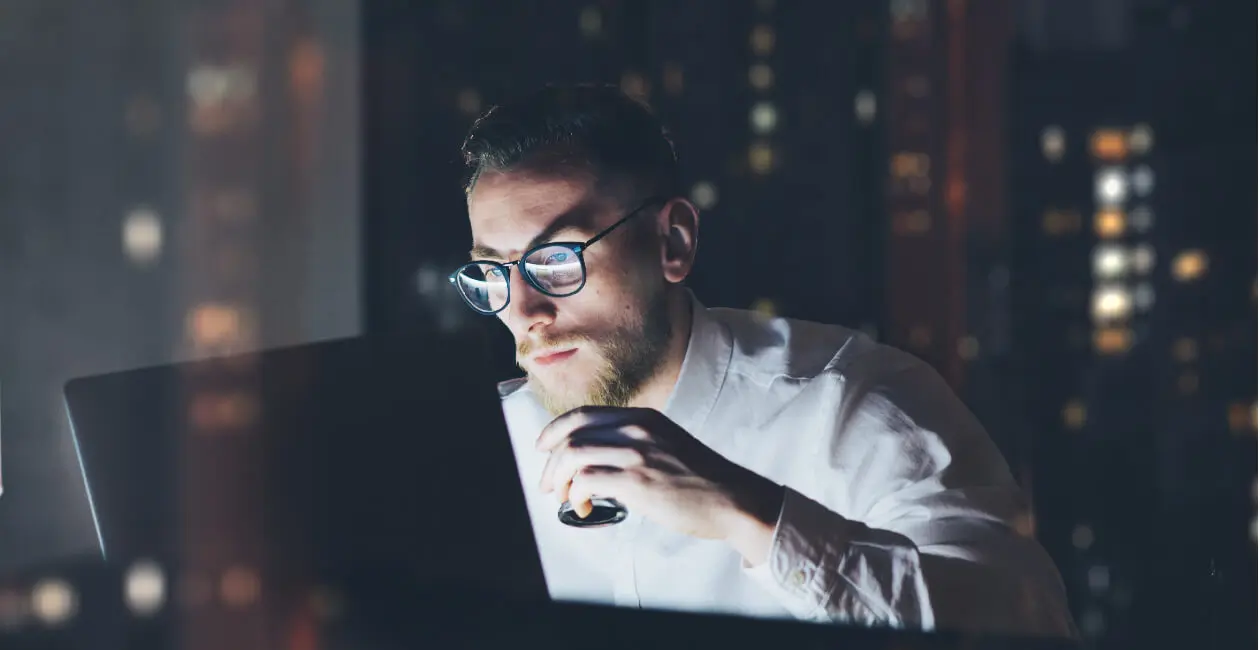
[62,333,548,604]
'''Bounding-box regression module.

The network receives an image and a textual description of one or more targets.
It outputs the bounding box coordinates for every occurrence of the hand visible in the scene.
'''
[536,406,784,562]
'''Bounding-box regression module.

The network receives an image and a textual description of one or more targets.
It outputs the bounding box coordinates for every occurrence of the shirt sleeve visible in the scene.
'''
[741,356,1078,638]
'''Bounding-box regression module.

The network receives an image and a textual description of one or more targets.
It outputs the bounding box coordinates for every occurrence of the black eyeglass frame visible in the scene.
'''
[449,196,666,315]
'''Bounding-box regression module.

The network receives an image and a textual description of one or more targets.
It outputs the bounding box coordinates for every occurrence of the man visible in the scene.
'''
[449,84,1077,637]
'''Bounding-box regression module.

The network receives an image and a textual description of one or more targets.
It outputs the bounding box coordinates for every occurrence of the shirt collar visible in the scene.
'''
[661,290,733,438]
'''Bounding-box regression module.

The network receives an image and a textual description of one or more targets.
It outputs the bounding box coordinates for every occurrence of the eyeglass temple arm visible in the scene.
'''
[582,197,666,249]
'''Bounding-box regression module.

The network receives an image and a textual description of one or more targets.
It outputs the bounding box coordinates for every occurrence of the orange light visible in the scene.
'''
[1062,400,1087,429]
[1090,129,1128,161]
[891,152,930,178]
[1172,250,1209,282]
[1093,328,1133,355]
[1094,209,1126,238]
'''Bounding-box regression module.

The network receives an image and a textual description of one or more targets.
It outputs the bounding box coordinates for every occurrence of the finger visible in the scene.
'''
[568,466,633,519]
[536,406,631,452]
[553,446,645,503]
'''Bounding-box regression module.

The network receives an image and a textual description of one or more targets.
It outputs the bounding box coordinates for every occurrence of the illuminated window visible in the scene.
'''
[751,298,778,317]
[908,325,933,349]
[750,25,775,55]
[1092,245,1127,279]
[662,63,684,95]
[1131,165,1155,197]
[221,567,261,608]
[31,579,76,625]
[749,102,778,134]
[1063,400,1087,429]
[123,207,163,266]
[1171,249,1208,282]
[1094,167,1128,205]
[1042,209,1081,236]
[1129,206,1153,233]
[891,152,930,178]
[1133,283,1155,311]
[1089,129,1128,161]
[456,88,481,116]
[1091,286,1133,321]
[187,64,258,136]
[1128,124,1154,154]
[892,210,932,235]
[689,182,718,210]
[854,90,876,125]
[1177,372,1199,395]
[620,71,649,101]
[125,561,165,616]
[1130,244,1156,275]
[748,64,774,90]
[748,142,774,174]
[1172,338,1198,362]
[1093,327,1133,355]
[1071,523,1094,549]
[1040,126,1065,162]
[187,304,244,349]
[1094,208,1126,238]
[957,336,979,360]
[579,6,602,38]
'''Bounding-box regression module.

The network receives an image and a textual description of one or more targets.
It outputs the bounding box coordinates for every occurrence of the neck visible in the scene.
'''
[628,286,694,412]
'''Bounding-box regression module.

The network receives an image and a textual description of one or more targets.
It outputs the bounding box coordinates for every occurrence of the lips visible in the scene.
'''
[532,348,578,366]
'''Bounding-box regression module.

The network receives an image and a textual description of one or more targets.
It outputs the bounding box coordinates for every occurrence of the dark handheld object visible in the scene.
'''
[558,497,628,528]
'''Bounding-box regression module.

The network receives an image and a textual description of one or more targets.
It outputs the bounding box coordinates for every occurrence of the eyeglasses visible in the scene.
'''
[450,197,664,315]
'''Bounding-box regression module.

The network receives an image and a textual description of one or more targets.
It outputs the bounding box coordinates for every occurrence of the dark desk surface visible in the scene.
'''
[0,555,1080,650]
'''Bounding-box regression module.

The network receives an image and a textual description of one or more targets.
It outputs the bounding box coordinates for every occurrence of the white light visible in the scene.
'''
[1130,244,1156,275]
[1131,165,1155,196]
[1092,286,1133,321]
[125,560,166,616]
[1129,124,1153,154]
[1133,283,1155,311]
[31,579,76,625]
[1087,565,1111,594]
[689,182,718,210]
[750,102,778,134]
[187,65,256,106]
[1095,167,1128,205]
[1072,524,1095,550]
[1040,126,1065,162]
[1129,206,1153,233]
[855,90,876,125]
[123,207,163,265]
[1092,245,1128,279]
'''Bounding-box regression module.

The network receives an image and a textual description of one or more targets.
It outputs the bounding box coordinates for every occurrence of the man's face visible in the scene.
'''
[466,171,673,416]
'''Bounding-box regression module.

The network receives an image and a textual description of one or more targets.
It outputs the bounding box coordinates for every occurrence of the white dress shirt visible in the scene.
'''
[499,294,1078,638]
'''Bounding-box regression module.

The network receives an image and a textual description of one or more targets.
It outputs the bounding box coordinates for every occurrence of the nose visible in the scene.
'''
[499,265,556,338]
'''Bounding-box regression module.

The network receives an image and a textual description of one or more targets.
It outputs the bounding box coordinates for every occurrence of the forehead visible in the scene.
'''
[467,171,603,255]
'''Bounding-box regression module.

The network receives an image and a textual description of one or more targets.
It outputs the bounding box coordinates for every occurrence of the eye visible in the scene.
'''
[545,252,569,264]
[488,267,506,280]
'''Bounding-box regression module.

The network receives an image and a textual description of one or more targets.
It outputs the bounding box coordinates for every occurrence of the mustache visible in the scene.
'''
[517,335,588,358]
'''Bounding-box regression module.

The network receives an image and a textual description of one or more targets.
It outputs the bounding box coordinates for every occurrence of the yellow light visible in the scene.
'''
[620,71,648,101]
[1094,209,1126,238]
[748,64,774,90]
[1041,126,1065,162]
[187,304,243,348]
[1089,129,1128,161]
[125,561,165,616]
[1042,209,1081,236]
[1172,338,1198,362]
[689,182,718,210]
[751,298,777,317]
[1092,245,1128,279]
[748,142,774,174]
[891,152,930,178]
[892,210,932,235]
[1171,250,1209,282]
[1093,328,1133,355]
[750,25,775,55]
[220,567,261,608]
[1091,287,1133,321]
[31,579,76,625]
[1062,400,1087,429]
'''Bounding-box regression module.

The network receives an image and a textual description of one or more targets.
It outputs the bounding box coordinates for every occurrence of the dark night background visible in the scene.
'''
[0,1,1255,647]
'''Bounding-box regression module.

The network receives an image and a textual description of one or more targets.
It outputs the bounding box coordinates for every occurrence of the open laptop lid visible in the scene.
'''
[63,333,546,603]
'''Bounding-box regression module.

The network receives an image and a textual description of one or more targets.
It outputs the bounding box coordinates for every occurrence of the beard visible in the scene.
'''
[518,287,674,417]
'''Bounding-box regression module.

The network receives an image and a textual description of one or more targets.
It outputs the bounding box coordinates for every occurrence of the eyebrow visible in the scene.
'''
[469,205,597,261]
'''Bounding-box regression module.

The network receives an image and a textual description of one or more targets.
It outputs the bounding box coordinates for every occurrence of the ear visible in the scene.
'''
[656,198,700,284]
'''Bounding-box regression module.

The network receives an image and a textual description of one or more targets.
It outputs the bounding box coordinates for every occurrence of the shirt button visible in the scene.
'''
[791,569,807,587]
